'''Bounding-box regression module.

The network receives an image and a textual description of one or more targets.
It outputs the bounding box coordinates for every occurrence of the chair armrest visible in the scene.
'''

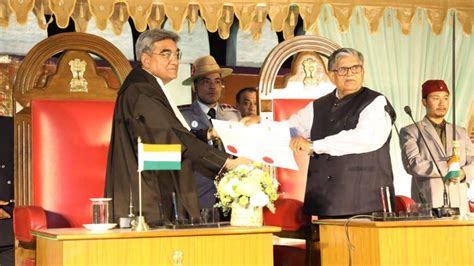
[263,198,311,231]
[13,206,47,243]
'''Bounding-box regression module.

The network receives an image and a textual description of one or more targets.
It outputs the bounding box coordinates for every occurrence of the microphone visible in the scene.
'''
[403,105,458,217]
[385,104,399,137]
[385,105,427,204]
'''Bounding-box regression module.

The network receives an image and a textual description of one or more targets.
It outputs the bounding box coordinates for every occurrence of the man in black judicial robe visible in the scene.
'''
[105,29,249,224]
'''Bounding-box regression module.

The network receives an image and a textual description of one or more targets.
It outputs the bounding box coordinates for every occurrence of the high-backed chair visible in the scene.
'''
[258,36,340,266]
[12,32,131,265]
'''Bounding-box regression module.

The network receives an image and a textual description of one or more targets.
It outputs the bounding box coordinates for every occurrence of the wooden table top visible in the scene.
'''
[31,225,281,241]
[314,217,474,228]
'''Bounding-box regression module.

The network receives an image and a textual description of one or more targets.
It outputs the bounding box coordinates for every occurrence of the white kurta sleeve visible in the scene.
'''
[312,95,393,156]
[287,101,314,138]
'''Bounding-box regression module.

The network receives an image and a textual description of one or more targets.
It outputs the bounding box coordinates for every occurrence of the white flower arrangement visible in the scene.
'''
[215,163,279,215]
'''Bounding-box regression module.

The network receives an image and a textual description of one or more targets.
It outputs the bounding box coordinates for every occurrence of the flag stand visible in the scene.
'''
[132,170,150,231]
[133,138,150,231]
[132,137,182,231]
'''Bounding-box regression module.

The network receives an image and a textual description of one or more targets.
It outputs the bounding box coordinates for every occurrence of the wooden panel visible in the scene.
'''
[0,59,16,116]
[377,224,474,265]
[36,238,63,265]
[34,227,279,266]
[318,219,474,265]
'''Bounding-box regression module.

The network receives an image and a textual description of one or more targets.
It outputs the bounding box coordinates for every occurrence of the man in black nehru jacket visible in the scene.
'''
[289,48,396,218]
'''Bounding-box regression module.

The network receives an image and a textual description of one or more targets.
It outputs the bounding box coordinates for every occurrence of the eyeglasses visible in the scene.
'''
[330,64,363,76]
[151,50,182,60]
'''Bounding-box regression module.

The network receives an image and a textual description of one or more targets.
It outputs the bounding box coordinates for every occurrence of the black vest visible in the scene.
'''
[303,87,394,216]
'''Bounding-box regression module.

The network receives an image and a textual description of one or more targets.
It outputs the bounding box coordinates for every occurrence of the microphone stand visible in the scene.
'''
[394,125,427,204]
[385,105,427,204]
[404,106,459,217]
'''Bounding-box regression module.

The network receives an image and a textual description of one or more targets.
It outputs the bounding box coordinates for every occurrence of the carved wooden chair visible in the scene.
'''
[12,32,131,265]
[258,35,340,266]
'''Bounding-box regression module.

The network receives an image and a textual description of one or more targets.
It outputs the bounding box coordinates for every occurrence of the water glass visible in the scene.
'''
[200,208,221,224]
[91,198,111,224]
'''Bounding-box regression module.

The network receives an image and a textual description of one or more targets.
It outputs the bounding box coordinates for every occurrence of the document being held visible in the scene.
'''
[211,120,298,170]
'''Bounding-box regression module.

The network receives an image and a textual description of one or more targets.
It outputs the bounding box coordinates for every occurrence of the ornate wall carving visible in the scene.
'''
[1,1,472,40]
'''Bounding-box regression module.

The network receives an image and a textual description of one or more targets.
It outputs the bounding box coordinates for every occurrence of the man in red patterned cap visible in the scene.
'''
[400,79,474,213]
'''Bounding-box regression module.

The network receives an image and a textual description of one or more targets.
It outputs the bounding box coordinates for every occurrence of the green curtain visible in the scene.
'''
[316,6,474,196]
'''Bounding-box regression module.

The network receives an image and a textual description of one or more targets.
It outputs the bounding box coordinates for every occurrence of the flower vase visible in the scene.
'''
[230,202,263,226]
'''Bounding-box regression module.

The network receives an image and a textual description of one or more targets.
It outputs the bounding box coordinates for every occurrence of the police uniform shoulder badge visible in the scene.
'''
[220,103,238,112]
[178,104,192,111]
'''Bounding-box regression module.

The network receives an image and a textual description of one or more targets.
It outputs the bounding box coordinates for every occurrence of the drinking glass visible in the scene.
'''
[91,198,112,224]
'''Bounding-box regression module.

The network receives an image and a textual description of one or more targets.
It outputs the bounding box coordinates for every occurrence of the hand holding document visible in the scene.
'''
[211,120,298,170]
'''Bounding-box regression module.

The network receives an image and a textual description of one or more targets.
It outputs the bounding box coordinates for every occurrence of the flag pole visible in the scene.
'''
[451,10,464,219]
[139,170,143,217]
[133,137,150,231]
[452,9,457,143]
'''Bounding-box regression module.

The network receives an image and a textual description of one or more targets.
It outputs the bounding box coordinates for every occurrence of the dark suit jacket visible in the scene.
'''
[105,67,228,224]
[0,117,14,247]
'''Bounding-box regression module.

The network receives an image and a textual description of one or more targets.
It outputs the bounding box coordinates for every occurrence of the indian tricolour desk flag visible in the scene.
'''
[444,155,461,183]
[138,142,181,171]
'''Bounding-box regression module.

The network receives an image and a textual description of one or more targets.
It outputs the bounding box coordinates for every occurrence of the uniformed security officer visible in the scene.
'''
[0,116,14,266]
[180,55,241,209]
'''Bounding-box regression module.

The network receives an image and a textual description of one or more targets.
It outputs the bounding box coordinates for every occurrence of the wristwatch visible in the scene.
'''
[308,140,315,156]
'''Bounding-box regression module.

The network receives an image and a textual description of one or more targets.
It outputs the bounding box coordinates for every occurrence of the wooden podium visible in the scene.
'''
[31,226,280,265]
[315,218,474,265]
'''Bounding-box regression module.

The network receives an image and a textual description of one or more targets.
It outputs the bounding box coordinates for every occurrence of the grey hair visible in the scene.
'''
[135,29,180,62]
[327,48,364,71]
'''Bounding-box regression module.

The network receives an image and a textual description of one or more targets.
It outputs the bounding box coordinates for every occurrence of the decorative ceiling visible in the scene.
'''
[1,0,473,39]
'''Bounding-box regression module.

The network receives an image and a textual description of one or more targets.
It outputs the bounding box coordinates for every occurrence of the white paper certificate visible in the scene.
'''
[211,120,298,170]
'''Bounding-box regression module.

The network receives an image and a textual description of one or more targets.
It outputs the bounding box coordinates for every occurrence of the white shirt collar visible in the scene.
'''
[197,100,218,118]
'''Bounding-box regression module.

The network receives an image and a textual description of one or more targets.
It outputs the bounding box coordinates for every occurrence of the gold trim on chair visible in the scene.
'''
[258,35,340,121]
